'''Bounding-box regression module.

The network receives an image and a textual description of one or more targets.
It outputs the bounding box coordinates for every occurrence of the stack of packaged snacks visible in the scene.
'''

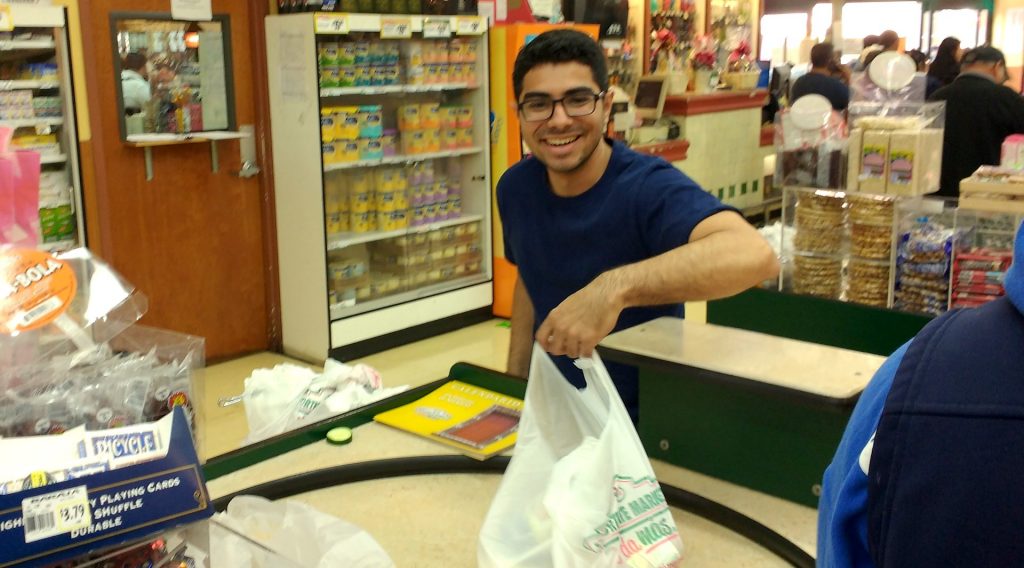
[894,221,957,316]
[398,103,472,156]
[950,215,1016,309]
[793,190,844,254]
[793,253,843,298]
[331,160,463,236]
[847,258,890,307]
[951,251,1012,308]
[318,39,401,89]
[402,39,477,86]
[846,193,896,307]
[328,244,370,307]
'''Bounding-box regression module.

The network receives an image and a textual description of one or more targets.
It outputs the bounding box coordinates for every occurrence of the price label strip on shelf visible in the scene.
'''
[21,486,92,544]
[0,6,12,33]
[381,16,412,39]
[455,16,485,35]
[315,13,349,35]
[423,18,452,39]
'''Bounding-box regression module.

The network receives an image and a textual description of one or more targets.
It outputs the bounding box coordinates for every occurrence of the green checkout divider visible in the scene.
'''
[706,288,933,356]
[202,363,526,481]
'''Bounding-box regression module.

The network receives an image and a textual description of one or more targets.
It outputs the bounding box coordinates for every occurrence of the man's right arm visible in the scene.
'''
[507,275,534,378]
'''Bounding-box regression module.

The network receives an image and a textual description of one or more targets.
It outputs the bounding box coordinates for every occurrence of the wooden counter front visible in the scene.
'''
[632,139,690,161]
[664,89,769,118]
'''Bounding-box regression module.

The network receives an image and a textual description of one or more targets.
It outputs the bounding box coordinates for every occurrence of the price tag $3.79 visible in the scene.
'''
[22,485,92,544]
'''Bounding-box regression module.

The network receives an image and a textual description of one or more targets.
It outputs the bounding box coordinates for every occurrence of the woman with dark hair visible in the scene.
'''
[908,49,943,98]
[927,37,962,88]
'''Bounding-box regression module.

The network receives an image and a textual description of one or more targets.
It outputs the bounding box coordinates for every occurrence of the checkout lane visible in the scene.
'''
[200,321,890,567]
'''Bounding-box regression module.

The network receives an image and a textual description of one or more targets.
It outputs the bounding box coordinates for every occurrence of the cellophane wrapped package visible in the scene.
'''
[0,246,203,451]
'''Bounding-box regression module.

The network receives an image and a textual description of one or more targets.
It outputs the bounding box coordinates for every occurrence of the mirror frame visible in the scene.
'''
[110,12,238,142]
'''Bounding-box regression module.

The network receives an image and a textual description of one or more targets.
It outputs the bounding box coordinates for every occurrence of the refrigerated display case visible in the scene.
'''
[2,5,86,253]
[488,22,599,318]
[266,13,492,362]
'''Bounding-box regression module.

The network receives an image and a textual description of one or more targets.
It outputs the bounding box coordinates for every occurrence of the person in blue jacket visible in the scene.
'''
[818,219,1024,567]
[497,29,779,421]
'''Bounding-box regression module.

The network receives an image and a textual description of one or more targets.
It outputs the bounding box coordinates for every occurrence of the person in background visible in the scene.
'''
[861,30,902,70]
[852,35,881,72]
[120,52,150,114]
[906,49,942,98]
[818,219,1024,567]
[926,36,962,90]
[498,29,779,421]
[877,30,900,52]
[928,46,1024,196]
[790,43,850,111]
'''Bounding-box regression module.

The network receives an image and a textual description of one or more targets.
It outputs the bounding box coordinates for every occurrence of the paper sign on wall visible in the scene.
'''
[171,0,212,22]
[0,6,12,32]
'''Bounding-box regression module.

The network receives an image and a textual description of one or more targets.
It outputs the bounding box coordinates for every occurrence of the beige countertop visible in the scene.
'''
[600,317,887,401]
[208,421,816,567]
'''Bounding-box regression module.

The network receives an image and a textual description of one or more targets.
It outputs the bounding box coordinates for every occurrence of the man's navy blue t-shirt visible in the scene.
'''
[497,139,733,419]
[790,72,850,111]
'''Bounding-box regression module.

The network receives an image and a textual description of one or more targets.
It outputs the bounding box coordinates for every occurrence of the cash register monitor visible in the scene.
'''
[634,75,669,121]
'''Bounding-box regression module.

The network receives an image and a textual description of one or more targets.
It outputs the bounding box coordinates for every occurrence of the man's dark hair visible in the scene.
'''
[810,43,835,68]
[512,29,608,100]
[862,35,880,49]
[961,45,1006,67]
[879,30,899,50]
[123,52,147,72]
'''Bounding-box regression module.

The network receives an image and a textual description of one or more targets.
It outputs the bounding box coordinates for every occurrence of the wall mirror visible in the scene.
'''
[111,14,236,140]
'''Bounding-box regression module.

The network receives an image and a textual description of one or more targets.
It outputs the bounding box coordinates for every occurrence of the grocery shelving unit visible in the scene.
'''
[3,6,85,253]
[266,12,493,362]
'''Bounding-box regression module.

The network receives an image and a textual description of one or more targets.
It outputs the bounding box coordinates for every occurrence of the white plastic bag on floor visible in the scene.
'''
[213,495,395,567]
[242,359,407,445]
[478,345,683,568]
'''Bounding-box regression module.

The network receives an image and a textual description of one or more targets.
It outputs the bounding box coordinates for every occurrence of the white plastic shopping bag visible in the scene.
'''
[478,345,683,568]
[212,495,395,567]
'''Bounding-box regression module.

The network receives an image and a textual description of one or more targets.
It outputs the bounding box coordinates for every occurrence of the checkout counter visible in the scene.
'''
[625,78,772,212]
[202,315,890,567]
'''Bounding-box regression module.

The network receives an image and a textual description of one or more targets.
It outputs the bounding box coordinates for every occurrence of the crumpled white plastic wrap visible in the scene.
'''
[241,359,408,445]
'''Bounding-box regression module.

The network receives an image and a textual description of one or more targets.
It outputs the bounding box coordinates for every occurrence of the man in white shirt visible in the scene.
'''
[120,52,151,114]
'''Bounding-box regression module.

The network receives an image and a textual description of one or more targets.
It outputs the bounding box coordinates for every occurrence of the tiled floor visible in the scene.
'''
[199,318,510,458]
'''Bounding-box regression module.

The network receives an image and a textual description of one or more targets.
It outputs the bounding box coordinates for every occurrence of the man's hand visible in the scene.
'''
[535,275,623,359]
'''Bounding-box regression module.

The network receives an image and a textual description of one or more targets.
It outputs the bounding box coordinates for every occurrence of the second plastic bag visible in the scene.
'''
[212,495,395,568]
[478,345,683,568]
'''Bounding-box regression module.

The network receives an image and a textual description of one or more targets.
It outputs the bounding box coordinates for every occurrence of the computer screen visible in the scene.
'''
[634,76,668,120]
[770,64,792,100]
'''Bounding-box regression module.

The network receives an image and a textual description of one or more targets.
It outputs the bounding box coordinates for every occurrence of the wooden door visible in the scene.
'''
[79,0,277,360]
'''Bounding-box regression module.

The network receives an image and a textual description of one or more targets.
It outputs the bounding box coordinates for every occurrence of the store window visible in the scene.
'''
[760,12,808,66]
[925,8,988,52]
[112,14,236,140]
[810,2,922,52]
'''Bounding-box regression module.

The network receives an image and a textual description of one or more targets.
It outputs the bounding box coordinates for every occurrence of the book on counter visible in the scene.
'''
[374,380,522,460]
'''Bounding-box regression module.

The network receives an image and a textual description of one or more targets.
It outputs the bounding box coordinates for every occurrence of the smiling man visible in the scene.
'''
[497,29,779,420]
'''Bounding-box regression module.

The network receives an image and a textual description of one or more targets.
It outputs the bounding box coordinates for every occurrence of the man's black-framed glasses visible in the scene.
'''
[517,89,606,122]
